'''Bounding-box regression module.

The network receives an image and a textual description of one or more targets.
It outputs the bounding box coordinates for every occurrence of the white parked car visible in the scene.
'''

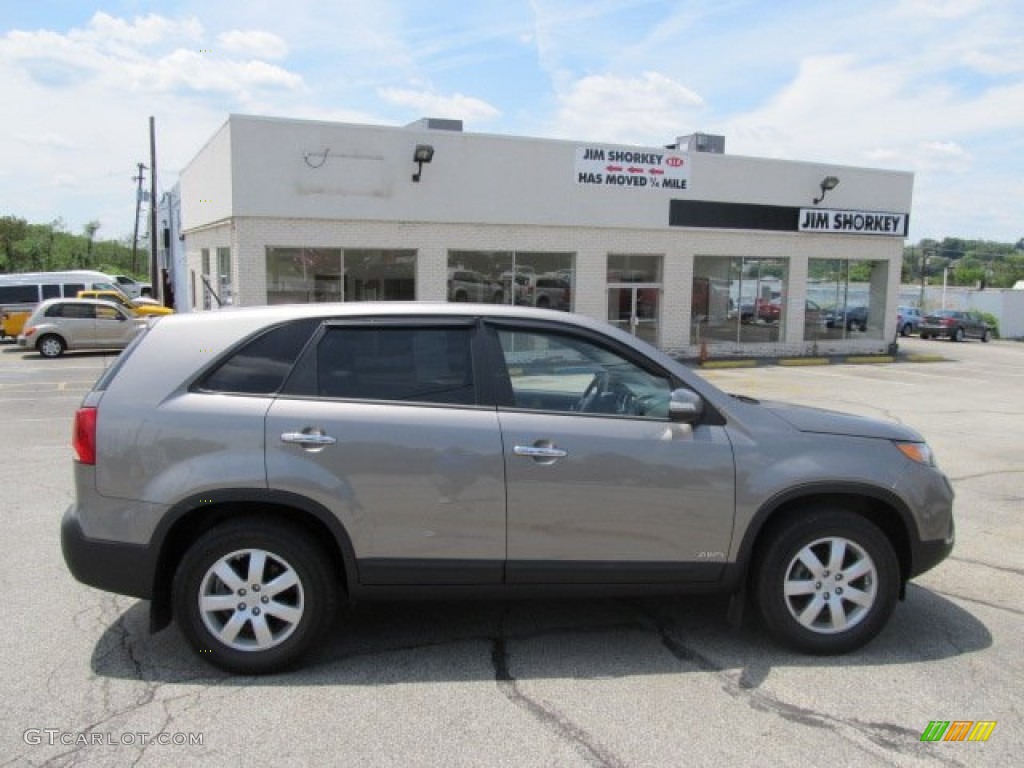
[111,274,152,299]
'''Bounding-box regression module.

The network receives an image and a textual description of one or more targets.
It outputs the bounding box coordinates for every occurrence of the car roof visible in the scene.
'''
[35,297,129,311]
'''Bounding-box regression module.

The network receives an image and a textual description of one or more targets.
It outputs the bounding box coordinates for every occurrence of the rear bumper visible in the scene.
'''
[61,505,156,600]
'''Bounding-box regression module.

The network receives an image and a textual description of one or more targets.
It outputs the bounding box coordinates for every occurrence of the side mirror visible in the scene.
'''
[668,388,704,424]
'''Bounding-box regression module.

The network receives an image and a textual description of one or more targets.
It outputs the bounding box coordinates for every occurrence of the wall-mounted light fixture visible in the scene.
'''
[412,144,435,182]
[813,175,840,205]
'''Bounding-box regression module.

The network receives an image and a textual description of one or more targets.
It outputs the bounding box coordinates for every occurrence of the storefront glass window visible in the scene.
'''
[446,251,574,310]
[344,249,415,301]
[807,259,888,341]
[216,247,232,304]
[266,248,415,303]
[691,256,789,344]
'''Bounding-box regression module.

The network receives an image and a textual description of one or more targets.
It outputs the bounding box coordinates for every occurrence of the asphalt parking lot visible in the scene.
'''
[1,336,1021,767]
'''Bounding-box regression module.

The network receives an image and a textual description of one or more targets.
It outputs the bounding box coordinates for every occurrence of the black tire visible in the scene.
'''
[453,290,468,302]
[900,323,911,337]
[753,510,899,655]
[920,333,929,340]
[536,295,551,309]
[37,334,66,358]
[981,329,990,343]
[173,519,337,674]
[952,327,965,342]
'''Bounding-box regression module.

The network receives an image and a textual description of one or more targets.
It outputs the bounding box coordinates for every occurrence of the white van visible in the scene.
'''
[0,271,126,339]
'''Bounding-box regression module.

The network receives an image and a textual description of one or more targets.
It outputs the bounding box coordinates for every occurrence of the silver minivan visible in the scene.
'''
[61,304,955,673]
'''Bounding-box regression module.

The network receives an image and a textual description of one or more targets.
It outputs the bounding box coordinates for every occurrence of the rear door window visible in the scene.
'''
[289,325,476,406]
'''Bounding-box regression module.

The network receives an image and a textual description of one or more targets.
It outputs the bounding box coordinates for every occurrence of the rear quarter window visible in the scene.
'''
[197,318,320,395]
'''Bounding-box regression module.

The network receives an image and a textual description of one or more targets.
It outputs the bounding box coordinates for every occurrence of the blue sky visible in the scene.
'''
[1,0,1022,244]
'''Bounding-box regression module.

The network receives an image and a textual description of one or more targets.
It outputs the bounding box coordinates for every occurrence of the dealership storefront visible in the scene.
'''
[179,114,912,357]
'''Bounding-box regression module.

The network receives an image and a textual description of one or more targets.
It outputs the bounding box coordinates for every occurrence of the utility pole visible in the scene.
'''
[149,116,159,302]
[131,163,147,275]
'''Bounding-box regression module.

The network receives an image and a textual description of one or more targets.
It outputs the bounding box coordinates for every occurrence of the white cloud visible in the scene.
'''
[218,29,289,60]
[552,71,705,144]
[378,86,501,123]
[0,11,308,237]
[72,11,204,48]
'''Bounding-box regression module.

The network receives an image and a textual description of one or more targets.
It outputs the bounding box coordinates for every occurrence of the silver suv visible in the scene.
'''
[62,304,954,673]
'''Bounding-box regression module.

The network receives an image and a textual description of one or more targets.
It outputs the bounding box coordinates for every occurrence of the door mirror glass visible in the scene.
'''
[668,388,703,423]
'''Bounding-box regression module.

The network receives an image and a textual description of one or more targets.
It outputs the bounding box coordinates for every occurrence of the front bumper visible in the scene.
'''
[61,505,157,600]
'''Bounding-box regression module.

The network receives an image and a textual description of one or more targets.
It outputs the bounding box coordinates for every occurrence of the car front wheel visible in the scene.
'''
[173,519,337,674]
[754,510,899,654]
[952,327,965,342]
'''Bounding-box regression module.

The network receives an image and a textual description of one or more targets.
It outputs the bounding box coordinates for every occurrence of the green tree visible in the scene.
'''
[0,215,29,271]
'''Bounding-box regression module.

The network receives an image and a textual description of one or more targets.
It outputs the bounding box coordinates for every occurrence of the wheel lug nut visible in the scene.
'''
[237,603,246,611]
[836,587,843,595]
[261,596,269,604]
[252,584,261,592]
[252,607,261,616]
[835,574,843,582]
[815,582,822,589]
[238,589,247,596]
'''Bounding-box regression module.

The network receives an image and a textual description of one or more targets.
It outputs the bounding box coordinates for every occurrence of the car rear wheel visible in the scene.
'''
[952,327,965,342]
[900,324,911,337]
[754,509,899,654]
[173,519,337,674]
[37,334,66,358]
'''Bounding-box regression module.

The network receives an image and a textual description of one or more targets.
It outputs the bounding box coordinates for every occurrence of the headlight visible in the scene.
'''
[895,441,935,466]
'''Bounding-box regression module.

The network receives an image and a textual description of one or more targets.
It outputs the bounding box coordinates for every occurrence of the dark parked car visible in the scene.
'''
[825,306,868,332]
[919,310,992,342]
[62,304,954,673]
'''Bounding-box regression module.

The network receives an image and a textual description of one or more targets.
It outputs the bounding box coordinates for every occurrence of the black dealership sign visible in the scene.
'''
[670,200,909,237]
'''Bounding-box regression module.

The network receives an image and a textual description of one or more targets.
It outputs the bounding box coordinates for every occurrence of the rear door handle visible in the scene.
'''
[281,430,337,448]
[513,445,568,458]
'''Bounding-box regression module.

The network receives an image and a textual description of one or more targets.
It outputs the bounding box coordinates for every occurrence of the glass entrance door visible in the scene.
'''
[607,285,660,346]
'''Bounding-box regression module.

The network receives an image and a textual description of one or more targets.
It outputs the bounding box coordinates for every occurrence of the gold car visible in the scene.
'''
[77,289,173,316]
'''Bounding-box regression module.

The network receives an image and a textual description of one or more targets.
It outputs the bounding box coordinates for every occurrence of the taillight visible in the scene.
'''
[941,318,954,327]
[73,407,97,465]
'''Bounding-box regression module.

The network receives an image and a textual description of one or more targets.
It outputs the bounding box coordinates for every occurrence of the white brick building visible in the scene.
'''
[179,114,914,357]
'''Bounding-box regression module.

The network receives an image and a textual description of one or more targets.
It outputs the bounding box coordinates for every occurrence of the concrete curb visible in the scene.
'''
[689,351,950,369]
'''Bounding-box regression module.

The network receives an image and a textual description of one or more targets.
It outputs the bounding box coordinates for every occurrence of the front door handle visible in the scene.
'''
[513,442,568,465]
